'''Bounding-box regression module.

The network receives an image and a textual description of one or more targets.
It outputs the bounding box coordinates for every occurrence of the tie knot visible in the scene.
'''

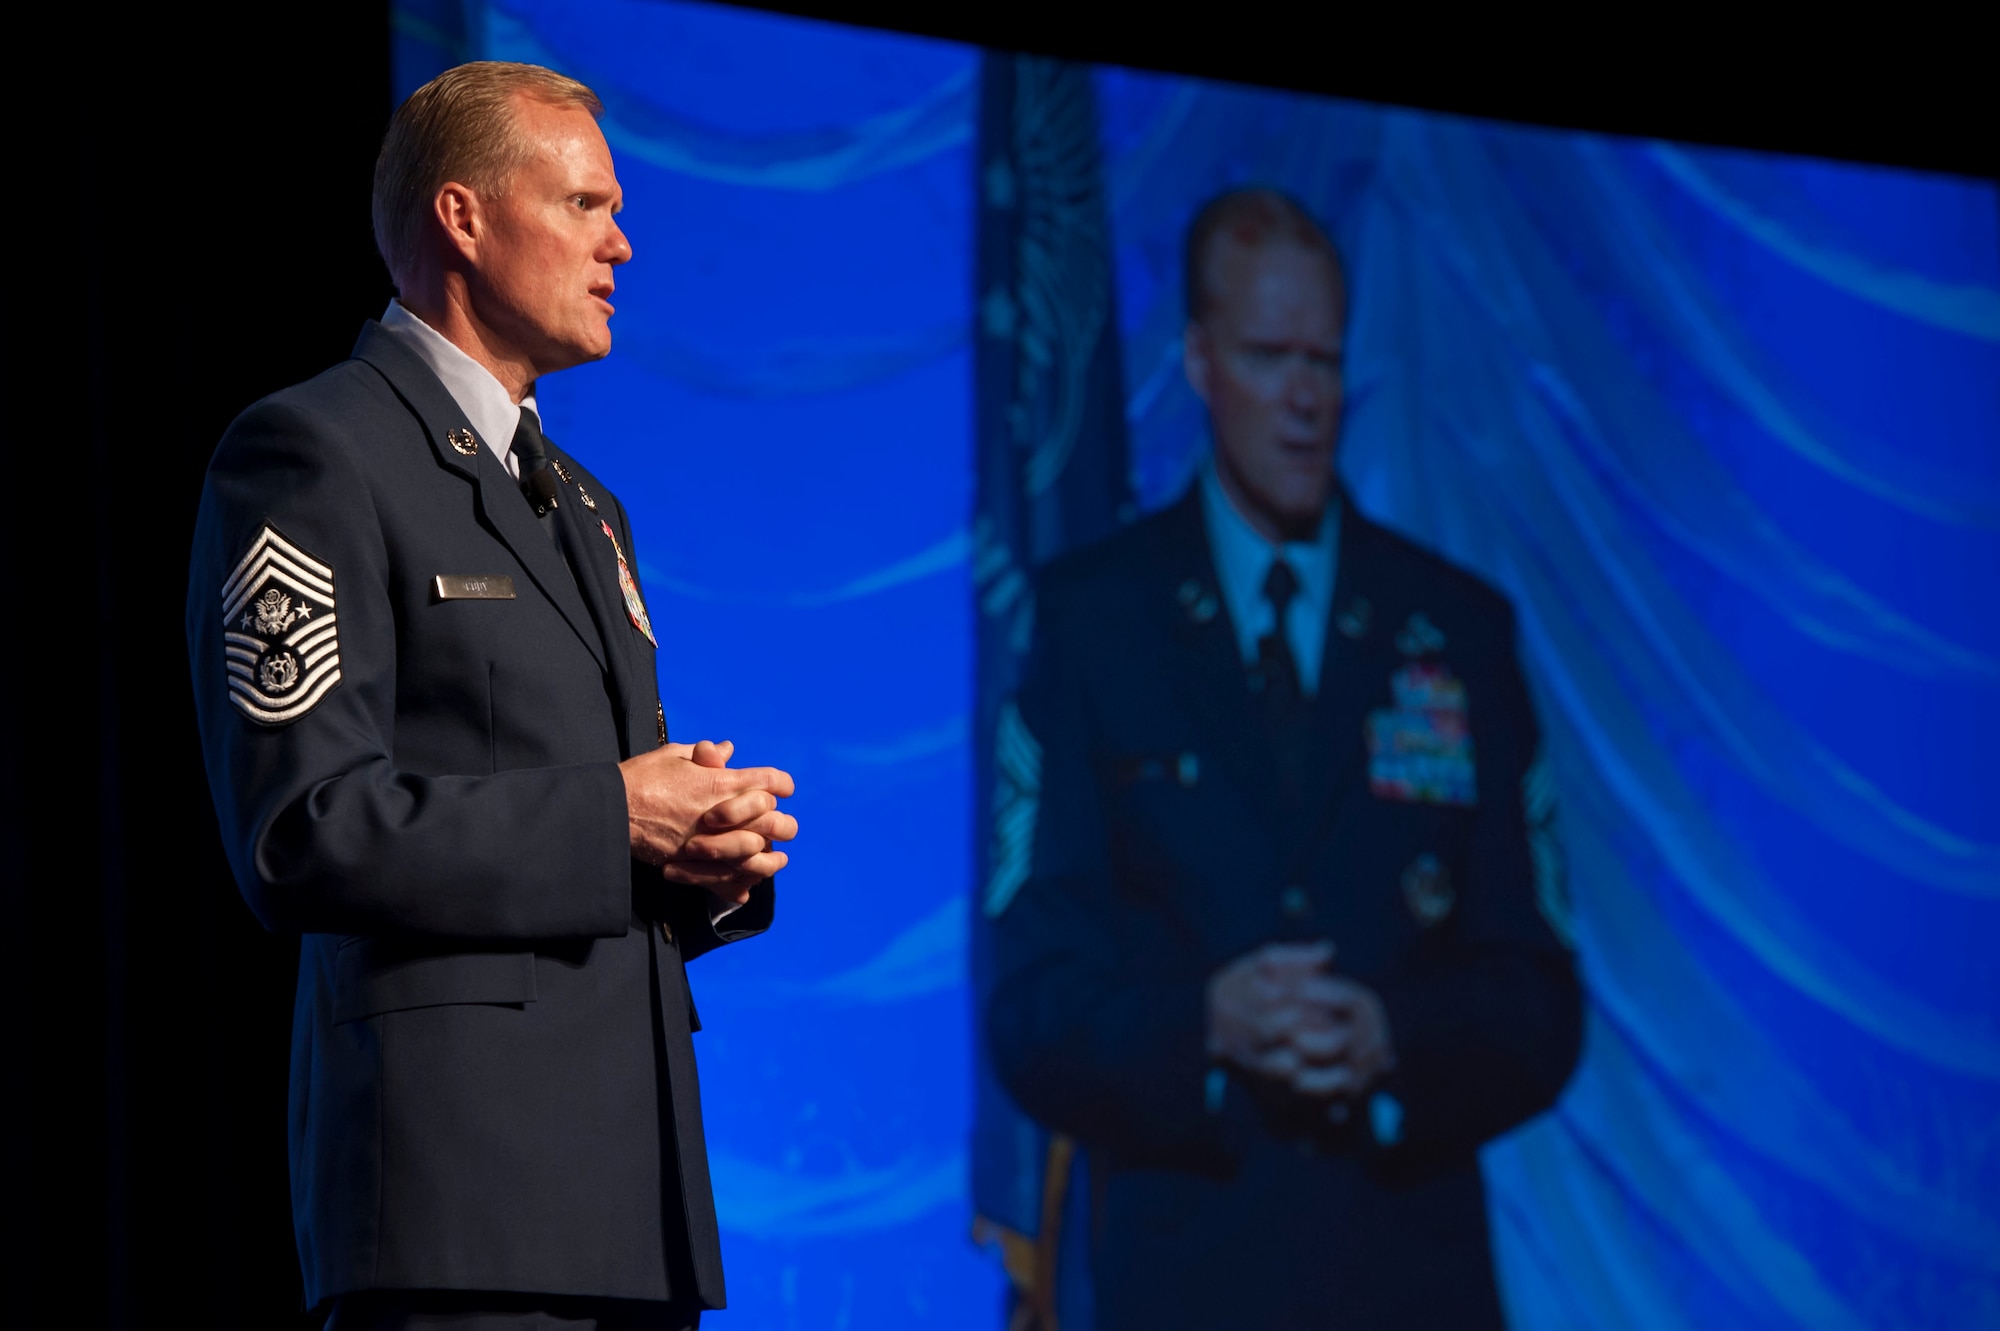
[512,408,550,472]
[1263,557,1301,612]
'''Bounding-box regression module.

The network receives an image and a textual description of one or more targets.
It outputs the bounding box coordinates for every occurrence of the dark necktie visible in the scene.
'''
[1257,558,1313,793]
[511,407,562,543]
[1257,557,1305,722]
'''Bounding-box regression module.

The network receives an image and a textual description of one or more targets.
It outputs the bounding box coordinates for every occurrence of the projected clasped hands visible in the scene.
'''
[621,739,797,906]
[1206,940,1394,1107]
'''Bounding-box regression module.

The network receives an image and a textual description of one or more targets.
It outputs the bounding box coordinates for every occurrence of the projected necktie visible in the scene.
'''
[1257,558,1305,721]
[1257,558,1312,789]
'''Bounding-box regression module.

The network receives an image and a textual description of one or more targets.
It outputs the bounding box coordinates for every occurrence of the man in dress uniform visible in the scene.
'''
[986,189,1583,1329]
[185,63,797,1330]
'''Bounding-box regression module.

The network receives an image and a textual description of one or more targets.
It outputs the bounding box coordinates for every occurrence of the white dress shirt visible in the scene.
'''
[1199,456,1341,697]
[378,300,540,477]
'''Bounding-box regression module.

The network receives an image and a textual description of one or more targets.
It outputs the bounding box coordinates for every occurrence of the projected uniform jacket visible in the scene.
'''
[186,322,767,1314]
[987,486,1582,1330]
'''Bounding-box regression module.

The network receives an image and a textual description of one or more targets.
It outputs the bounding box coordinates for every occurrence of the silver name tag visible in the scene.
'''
[434,574,517,601]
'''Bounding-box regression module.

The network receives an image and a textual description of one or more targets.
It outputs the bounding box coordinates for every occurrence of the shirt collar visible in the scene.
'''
[377,300,539,474]
[1199,454,1339,613]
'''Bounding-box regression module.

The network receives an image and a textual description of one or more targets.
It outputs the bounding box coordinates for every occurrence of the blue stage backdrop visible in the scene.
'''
[395,3,1999,1327]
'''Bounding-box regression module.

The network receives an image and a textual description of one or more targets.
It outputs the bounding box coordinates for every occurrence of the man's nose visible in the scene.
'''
[1284,363,1324,414]
[604,221,633,266]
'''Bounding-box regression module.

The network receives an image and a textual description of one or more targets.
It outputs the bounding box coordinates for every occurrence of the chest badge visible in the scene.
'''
[598,520,659,647]
[1396,611,1446,656]
[1366,661,1477,806]
[550,458,574,484]
[1401,853,1456,927]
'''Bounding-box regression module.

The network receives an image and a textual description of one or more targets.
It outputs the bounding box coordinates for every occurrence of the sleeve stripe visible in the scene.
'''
[221,526,334,605]
[227,664,343,723]
[224,556,335,621]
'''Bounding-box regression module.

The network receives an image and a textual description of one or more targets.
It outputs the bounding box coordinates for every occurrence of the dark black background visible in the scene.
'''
[6,2,1989,1325]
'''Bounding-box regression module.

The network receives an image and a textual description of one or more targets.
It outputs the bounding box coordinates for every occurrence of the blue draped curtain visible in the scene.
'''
[396,3,1999,1326]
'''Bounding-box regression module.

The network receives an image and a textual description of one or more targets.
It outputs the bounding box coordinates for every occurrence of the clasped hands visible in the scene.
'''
[620,739,797,908]
[1206,940,1394,1112]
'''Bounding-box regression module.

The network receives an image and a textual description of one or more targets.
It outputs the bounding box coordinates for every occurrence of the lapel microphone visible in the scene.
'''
[525,466,562,517]
[513,407,564,520]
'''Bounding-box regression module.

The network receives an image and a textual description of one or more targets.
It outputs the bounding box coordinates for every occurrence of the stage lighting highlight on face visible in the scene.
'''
[469,95,632,374]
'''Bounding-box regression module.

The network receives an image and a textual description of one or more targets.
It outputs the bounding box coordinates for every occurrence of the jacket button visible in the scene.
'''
[1280,885,1312,918]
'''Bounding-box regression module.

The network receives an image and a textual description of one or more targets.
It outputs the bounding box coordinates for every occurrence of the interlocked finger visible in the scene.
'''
[703,788,777,832]
[1292,1063,1360,1098]
[679,828,770,862]
[738,809,797,843]
[1297,975,1362,1012]
[1290,1022,1355,1064]
[718,765,796,799]
[659,849,788,894]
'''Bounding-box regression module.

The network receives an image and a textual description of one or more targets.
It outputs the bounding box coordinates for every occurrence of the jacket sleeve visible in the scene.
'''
[662,877,776,964]
[1372,616,1583,1159]
[985,587,1224,1164]
[186,398,632,942]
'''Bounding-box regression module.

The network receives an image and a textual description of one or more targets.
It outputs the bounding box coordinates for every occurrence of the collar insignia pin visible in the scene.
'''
[1178,578,1218,625]
[1396,611,1446,656]
[1337,597,1373,639]
[447,428,478,457]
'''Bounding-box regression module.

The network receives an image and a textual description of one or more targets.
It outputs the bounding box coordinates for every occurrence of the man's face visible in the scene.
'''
[466,96,631,376]
[1184,238,1345,542]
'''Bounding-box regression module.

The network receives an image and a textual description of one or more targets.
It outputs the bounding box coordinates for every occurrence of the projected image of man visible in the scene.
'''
[987,189,1583,1329]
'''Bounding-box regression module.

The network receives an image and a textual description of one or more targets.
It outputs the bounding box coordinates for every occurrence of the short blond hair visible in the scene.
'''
[1185,188,1345,322]
[372,61,604,289]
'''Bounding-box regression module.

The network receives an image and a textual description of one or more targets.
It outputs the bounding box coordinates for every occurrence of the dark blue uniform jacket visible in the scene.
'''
[987,486,1582,1330]
[185,323,770,1313]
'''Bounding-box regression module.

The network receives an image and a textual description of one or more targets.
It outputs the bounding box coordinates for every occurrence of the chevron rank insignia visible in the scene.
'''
[221,525,342,725]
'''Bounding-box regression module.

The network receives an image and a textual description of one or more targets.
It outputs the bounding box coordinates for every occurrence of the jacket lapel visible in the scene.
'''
[545,455,647,755]
[1148,492,1288,839]
[1288,499,1400,865]
[350,323,607,673]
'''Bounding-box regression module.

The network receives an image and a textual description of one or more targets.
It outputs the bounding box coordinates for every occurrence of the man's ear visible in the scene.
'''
[433,182,483,265]
[1183,320,1214,405]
